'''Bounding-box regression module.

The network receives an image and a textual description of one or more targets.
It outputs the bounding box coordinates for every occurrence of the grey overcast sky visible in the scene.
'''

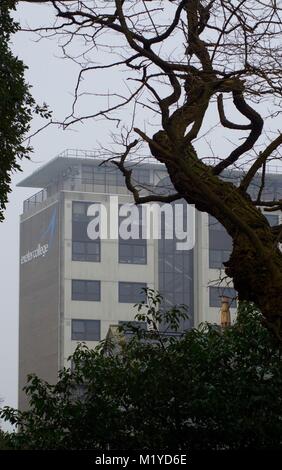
[0,2,114,424]
[0,2,279,429]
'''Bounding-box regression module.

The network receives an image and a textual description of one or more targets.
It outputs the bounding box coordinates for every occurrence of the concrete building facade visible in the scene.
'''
[18,149,281,409]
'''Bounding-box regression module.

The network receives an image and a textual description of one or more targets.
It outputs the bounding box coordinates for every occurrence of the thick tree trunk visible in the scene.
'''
[226,232,282,339]
[151,134,282,340]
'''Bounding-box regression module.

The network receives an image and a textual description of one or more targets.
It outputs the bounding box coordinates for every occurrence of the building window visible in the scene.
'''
[209,287,237,308]
[209,215,232,269]
[72,202,100,262]
[264,213,279,227]
[118,205,147,264]
[72,280,101,301]
[157,196,194,331]
[71,319,101,341]
[118,282,147,303]
[81,164,150,188]
[119,240,147,264]
[72,241,100,262]
[81,165,106,185]
[132,168,150,185]
[209,249,231,269]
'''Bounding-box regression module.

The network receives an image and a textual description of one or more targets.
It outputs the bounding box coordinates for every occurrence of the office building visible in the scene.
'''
[18,149,281,409]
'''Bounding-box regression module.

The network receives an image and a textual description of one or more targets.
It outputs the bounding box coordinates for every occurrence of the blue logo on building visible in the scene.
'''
[40,206,57,249]
[21,206,57,265]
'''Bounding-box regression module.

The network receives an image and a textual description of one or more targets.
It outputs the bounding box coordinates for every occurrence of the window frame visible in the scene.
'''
[118,281,147,303]
[118,204,147,265]
[71,319,101,341]
[71,279,101,302]
[72,201,101,262]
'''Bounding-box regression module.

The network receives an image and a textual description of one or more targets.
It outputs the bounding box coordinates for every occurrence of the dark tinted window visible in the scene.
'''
[209,249,231,269]
[72,280,100,301]
[119,205,147,264]
[209,215,232,268]
[264,213,279,227]
[118,282,147,303]
[158,198,194,332]
[81,165,150,187]
[119,242,147,264]
[71,319,100,341]
[72,202,100,262]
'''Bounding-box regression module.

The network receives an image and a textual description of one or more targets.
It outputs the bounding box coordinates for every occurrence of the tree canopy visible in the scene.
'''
[0,430,11,450]
[1,296,282,450]
[18,1,282,339]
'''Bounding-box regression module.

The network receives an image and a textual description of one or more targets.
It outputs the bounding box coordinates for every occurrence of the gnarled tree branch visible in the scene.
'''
[213,91,263,175]
[217,93,252,130]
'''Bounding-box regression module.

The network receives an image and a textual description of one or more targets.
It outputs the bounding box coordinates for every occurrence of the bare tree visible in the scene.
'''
[21,1,282,339]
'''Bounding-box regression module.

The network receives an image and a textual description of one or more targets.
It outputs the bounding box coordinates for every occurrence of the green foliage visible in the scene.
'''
[0,1,51,221]
[1,293,282,450]
[0,429,11,450]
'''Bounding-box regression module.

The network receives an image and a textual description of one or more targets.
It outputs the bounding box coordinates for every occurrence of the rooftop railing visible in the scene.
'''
[49,149,282,174]
[56,149,101,159]
[55,149,163,166]
[22,153,282,216]
[23,188,47,213]
[22,177,133,215]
